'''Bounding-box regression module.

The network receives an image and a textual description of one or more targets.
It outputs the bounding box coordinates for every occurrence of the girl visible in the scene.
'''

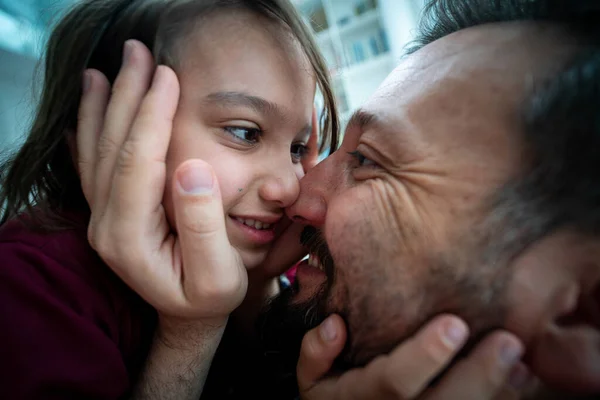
[0,0,338,398]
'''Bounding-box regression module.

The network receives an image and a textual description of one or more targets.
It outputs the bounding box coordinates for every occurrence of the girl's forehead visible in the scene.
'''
[178,10,311,70]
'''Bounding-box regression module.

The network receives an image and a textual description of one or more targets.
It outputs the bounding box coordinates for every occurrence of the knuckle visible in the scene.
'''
[115,140,139,175]
[299,329,320,359]
[180,216,219,237]
[482,360,509,390]
[419,332,455,366]
[373,356,412,398]
[111,78,133,98]
[96,134,120,161]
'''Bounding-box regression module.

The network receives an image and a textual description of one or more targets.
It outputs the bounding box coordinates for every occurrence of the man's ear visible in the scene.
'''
[507,231,600,394]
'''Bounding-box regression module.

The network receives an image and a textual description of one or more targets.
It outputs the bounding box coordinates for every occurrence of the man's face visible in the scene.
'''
[263,23,600,395]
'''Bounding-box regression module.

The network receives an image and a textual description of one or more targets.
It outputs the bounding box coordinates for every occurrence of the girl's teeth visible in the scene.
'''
[235,217,271,230]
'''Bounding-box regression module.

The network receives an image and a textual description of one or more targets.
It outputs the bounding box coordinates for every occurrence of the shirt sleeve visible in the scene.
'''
[0,242,131,399]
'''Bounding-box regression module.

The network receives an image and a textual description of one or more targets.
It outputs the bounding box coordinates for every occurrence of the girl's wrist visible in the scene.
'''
[156,314,228,350]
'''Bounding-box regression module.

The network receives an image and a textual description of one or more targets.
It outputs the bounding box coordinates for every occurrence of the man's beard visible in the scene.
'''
[256,226,337,388]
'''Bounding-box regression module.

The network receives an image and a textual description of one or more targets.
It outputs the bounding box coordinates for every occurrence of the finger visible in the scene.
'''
[493,363,534,400]
[77,69,110,206]
[426,331,524,400]
[353,315,469,399]
[173,160,247,316]
[260,220,307,278]
[90,65,179,304]
[105,65,179,227]
[93,39,155,216]
[297,314,347,394]
[300,316,469,400]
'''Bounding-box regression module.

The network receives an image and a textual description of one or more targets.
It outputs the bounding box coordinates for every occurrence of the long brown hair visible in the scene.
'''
[0,0,339,229]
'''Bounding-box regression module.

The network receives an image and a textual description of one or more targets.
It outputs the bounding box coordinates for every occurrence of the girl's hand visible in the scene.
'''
[77,39,247,322]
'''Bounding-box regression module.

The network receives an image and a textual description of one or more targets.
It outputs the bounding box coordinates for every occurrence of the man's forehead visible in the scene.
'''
[365,21,580,127]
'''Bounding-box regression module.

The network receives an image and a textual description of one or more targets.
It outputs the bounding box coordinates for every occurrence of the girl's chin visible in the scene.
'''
[238,248,270,271]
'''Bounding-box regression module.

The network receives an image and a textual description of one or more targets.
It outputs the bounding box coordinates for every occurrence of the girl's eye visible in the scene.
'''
[291,143,309,163]
[224,126,261,144]
[348,150,377,167]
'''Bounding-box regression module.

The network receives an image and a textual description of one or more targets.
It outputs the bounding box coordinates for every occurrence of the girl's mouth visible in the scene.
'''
[234,217,272,230]
[229,214,281,246]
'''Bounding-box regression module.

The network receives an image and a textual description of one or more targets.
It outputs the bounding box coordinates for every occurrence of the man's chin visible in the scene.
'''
[256,285,328,380]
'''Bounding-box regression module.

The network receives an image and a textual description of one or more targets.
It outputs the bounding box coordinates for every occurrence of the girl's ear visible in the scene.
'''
[302,106,320,173]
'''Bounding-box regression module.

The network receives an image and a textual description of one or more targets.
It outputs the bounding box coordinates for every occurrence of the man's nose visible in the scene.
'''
[286,157,333,226]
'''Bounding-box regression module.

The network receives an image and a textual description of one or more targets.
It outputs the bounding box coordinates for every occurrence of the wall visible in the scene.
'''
[0,47,37,155]
[379,0,424,65]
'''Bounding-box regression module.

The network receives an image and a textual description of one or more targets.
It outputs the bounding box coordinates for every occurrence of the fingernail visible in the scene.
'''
[499,337,523,367]
[177,163,213,194]
[508,363,530,391]
[123,40,134,66]
[320,317,337,342]
[442,318,468,349]
[82,70,91,94]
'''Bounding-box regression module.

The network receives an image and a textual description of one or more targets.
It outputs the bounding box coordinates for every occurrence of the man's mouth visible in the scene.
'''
[308,253,325,271]
[300,226,335,281]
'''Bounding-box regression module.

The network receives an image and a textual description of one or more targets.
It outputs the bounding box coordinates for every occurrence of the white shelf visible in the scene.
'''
[296,0,395,137]
[315,8,380,45]
[341,51,393,77]
[338,9,380,37]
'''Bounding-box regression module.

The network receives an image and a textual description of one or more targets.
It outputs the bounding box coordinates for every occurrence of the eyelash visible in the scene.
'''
[224,126,310,163]
[223,126,262,144]
[291,143,310,164]
[348,150,376,167]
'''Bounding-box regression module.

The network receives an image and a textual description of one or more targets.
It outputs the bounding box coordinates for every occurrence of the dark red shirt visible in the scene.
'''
[0,214,156,399]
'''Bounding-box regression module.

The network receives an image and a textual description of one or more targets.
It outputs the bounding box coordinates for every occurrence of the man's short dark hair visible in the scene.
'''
[410,0,600,265]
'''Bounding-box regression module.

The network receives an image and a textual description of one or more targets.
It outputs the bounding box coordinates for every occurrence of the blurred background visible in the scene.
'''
[0,0,425,156]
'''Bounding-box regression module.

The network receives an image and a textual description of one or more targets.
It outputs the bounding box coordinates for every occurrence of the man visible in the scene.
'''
[76,0,599,398]
[260,0,600,397]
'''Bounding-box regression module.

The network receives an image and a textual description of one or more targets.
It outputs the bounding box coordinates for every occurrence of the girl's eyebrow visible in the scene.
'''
[204,91,286,121]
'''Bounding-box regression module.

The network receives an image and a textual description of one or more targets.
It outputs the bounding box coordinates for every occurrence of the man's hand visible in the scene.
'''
[298,314,531,400]
[77,39,246,321]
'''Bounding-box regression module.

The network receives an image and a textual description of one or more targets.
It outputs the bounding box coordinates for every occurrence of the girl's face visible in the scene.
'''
[163,11,317,269]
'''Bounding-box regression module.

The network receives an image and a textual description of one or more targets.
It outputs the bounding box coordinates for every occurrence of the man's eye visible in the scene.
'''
[224,126,261,143]
[291,143,309,163]
[348,150,377,167]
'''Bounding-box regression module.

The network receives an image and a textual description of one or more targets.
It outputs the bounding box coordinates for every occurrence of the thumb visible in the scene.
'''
[173,159,246,314]
[297,314,347,395]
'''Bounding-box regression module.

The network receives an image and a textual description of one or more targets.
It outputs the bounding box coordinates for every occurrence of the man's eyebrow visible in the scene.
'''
[346,108,378,133]
[204,91,285,120]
